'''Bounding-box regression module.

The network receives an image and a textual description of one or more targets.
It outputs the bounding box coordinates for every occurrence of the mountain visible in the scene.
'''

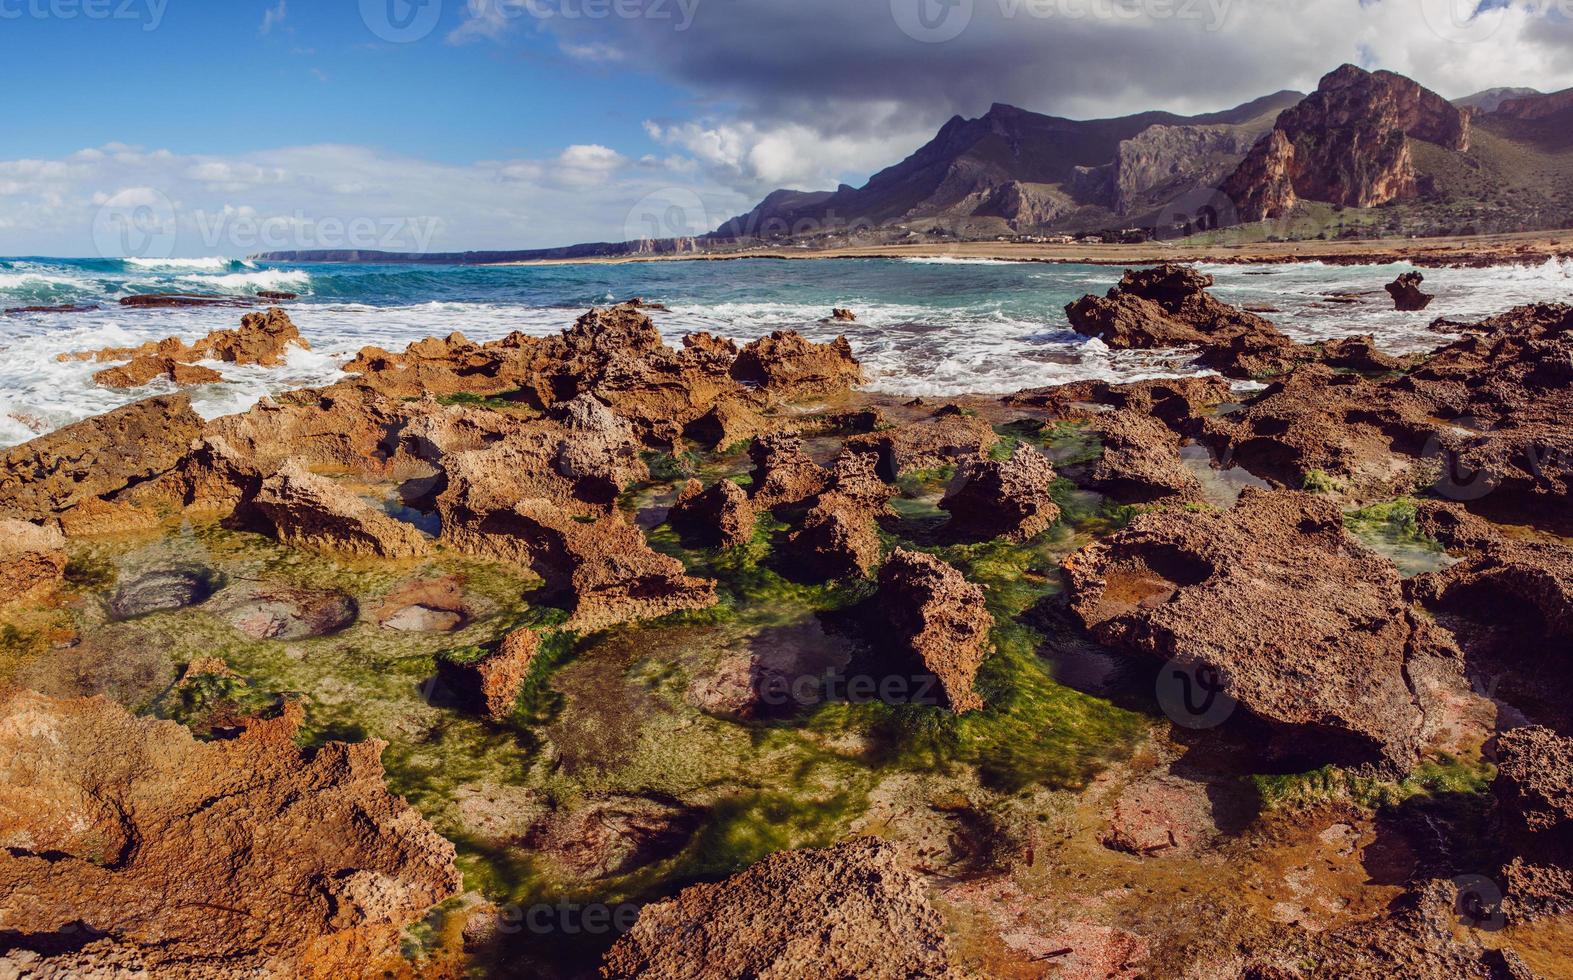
[710,90,1303,240]
[1220,65,1471,221]
[1453,87,1542,114]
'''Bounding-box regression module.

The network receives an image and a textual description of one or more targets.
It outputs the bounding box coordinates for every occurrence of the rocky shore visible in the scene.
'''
[2,280,1570,977]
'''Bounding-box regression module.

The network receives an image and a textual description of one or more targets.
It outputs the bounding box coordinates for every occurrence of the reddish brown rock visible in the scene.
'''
[831,307,857,322]
[438,627,542,720]
[940,447,1061,541]
[1222,64,1470,220]
[877,549,993,713]
[730,330,863,399]
[846,408,999,479]
[1065,265,1296,375]
[1494,726,1573,921]
[668,478,756,549]
[1007,375,1233,430]
[0,689,461,977]
[0,394,204,521]
[54,496,161,537]
[783,452,897,580]
[252,462,432,559]
[1088,409,1203,503]
[524,792,703,882]
[600,837,955,979]
[203,307,310,366]
[93,355,223,389]
[0,519,66,602]
[1062,489,1424,769]
[1320,334,1406,372]
[748,430,829,508]
[202,383,412,479]
[1386,271,1435,312]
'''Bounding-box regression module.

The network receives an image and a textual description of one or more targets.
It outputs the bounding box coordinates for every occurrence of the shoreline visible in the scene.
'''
[498,228,1573,270]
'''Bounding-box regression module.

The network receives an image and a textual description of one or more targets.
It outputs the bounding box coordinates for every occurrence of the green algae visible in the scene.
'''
[1040,420,1105,467]
[1344,498,1455,577]
[1253,753,1496,812]
[1302,468,1345,494]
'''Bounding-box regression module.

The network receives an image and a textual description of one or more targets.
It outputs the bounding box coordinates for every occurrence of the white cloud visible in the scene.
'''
[259,0,286,35]
[0,141,748,257]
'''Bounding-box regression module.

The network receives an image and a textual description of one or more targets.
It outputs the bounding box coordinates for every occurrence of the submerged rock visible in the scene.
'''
[253,462,432,560]
[219,584,359,641]
[0,518,66,603]
[93,355,224,389]
[0,394,204,521]
[0,690,461,977]
[940,447,1060,542]
[600,837,955,979]
[877,549,993,714]
[1062,488,1424,770]
[524,792,703,881]
[109,566,222,621]
[1386,271,1436,312]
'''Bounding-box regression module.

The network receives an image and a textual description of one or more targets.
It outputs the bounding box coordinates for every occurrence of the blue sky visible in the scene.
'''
[2,0,1571,256]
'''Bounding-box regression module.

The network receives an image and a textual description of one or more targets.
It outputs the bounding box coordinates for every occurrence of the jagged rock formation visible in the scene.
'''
[438,627,542,720]
[1062,489,1425,769]
[1494,726,1573,921]
[0,394,204,522]
[847,408,999,479]
[1223,64,1470,221]
[877,549,993,713]
[1064,265,1297,376]
[69,307,311,389]
[668,478,757,549]
[93,356,223,389]
[599,837,955,978]
[1088,409,1203,503]
[0,690,461,977]
[1386,271,1435,311]
[748,431,830,509]
[782,451,895,579]
[252,461,432,560]
[939,448,1060,542]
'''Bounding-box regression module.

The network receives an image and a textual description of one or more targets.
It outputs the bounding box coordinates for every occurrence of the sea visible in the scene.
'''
[2,254,1570,449]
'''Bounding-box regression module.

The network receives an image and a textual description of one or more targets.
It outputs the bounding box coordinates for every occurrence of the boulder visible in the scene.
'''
[668,478,756,549]
[1065,264,1297,374]
[438,627,542,720]
[847,409,999,479]
[877,550,993,713]
[1386,271,1435,312]
[1062,489,1425,770]
[748,431,829,509]
[1088,409,1202,503]
[600,837,955,979]
[72,307,308,379]
[1007,376,1232,430]
[730,330,863,399]
[0,519,66,602]
[253,462,432,560]
[0,690,460,977]
[464,499,715,630]
[783,451,897,580]
[940,448,1060,542]
[203,307,310,366]
[0,394,204,521]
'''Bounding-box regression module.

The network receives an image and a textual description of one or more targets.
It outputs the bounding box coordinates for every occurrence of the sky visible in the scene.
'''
[2,0,1572,257]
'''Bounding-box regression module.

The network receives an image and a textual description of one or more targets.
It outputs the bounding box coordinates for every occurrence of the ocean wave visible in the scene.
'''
[125,257,248,270]
[0,271,86,291]
[179,269,312,292]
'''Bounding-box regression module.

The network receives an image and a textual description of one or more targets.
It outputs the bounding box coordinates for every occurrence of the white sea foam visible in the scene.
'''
[179,269,311,292]
[898,256,1029,265]
[124,257,239,270]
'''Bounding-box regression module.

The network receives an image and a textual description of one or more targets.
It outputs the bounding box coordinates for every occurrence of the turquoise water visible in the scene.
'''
[2,254,1570,447]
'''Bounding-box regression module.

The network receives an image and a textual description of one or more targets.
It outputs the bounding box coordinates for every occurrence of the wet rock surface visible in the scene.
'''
[1386,271,1436,311]
[599,837,955,979]
[0,519,66,602]
[846,408,999,478]
[0,690,460,977]
[108,566,223,620]
[1063,489,1425,769]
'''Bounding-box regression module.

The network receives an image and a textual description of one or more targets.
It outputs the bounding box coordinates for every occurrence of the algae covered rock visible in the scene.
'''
[438,627,543,720]
[940,448,1060,542]
[668,478,756,549]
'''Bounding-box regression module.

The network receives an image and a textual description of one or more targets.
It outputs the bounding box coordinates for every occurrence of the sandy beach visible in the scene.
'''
[505,228,1573,269]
